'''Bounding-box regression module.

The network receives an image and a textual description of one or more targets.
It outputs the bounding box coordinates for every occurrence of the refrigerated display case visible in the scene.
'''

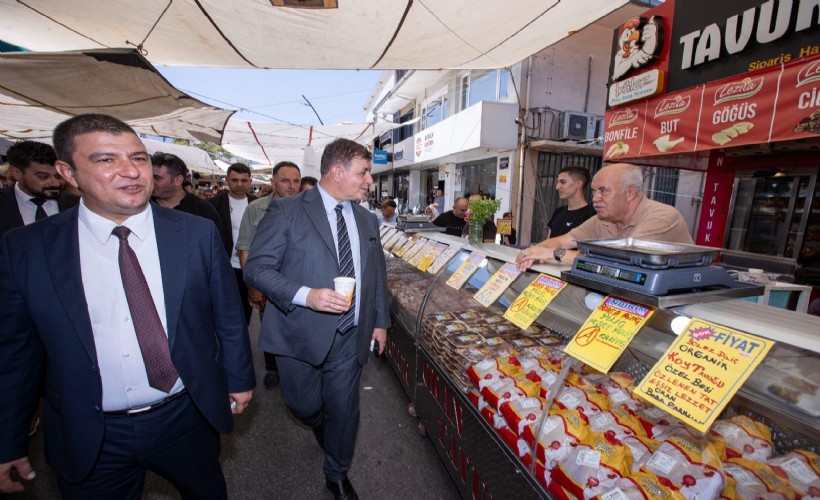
[723,166,820,286]
[380,226,820,499]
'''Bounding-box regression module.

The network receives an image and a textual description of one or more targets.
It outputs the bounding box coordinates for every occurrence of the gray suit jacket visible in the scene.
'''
[245,187,390,366]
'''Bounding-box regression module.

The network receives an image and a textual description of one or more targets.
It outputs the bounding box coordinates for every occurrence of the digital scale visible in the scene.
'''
[396,215,445,233]
[561,238,765,307]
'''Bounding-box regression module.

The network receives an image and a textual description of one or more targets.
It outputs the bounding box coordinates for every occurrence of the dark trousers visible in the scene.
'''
[258,308,278,373]
[276,327,362,481]
[57,394,226,500]
[233,267,252,325]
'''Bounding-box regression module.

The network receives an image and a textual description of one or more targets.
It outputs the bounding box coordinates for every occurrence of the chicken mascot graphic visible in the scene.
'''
[611,15,662,81]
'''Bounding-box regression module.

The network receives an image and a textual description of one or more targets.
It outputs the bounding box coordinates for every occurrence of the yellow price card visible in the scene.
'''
[393,236,416,257]
[473,263,521,307]
[427,245,459,274]
[408,240,436,267]
[496,218,512,236]
[446,252,486,289]
[565,296,654,373]
[634,318,773,433]
[503,274,567,329]
[402,238,428,261]
[383,231,404,251]
[418,243,446,271]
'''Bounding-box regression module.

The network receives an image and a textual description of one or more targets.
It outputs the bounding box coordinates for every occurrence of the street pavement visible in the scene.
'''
[8,312,459,499]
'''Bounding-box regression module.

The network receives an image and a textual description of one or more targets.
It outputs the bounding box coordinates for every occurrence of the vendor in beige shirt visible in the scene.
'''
[517,163,693,270]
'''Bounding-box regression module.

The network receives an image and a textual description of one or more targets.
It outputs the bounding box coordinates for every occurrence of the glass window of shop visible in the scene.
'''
[455,158,497,200]
[460,69,510,110]
[393,173,410,213]
[422,94,448,130]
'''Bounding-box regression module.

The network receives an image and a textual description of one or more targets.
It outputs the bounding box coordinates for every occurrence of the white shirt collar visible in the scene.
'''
[316,183,348,215]
[78,198,153,245]
[14,181,57,206]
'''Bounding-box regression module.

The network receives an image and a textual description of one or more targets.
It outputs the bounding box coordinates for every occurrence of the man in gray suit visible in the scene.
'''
[245,138,389,500]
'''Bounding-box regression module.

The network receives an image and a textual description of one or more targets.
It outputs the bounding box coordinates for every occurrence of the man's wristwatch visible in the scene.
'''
[553,248,566,263]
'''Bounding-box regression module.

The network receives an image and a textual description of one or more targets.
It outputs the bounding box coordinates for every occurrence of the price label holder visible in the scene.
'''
[393,235,416,257]
[379,225,391,237]
[384,232,405,252]
[634,318,773,433]
[564,296,654,373]
[402,237,428,262]
[408,240,437,267]
[473,263,521,307]
[380,227,397,245]
[503,274,567,330]
[418,243,447,272]
[427,245,460,274]
[446,252,486,290]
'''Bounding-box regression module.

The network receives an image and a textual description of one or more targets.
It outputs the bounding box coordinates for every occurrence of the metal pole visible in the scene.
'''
[302,94,324,125]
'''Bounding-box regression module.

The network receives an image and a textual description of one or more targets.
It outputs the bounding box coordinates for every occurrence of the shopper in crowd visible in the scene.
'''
[151,152,222,229]
[182,178,194,193]
[257,184,273,198]
[378,199,398,224]
[459,193,497,243]
[0,140,79,238]
[517,162,693,270]
[432,196,470,236]
[547,166,597,238]
[236,161,301,390]
[424,204,439,219]
[0,114,255,498]
[300,175,318,191]
[432,188,444,209]
[209,163,256,324]
[245,138,389,500]
[0,163,14,188]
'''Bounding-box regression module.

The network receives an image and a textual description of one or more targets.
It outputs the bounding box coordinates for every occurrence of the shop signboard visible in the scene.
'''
[373,149,388,164]
[640,87,703,156]
[771,57,820,139]
[602,102,647,161]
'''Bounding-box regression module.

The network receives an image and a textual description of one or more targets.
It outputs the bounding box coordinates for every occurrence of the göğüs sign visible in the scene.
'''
[667,0,820,91]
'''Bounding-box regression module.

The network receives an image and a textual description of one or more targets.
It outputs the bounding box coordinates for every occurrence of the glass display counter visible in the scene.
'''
[380,226,820,500]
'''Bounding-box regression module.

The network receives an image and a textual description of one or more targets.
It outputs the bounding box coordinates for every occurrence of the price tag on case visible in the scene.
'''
[383,231,404,251]
[564,296,654,373]
[408,240,436,267]
[402,238,428,261]
[634,318,773,433]
[393,236,416,257]
[427,245,459,274]
[473,263,521,307]
[417,243,446,271]
[503,274,567,329]
[380,227,397,245]
[446,252,485,289]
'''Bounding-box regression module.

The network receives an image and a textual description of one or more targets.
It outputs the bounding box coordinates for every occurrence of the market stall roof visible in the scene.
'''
[0,49,234,143]
[0,0,631,69]
[141,138,221,175]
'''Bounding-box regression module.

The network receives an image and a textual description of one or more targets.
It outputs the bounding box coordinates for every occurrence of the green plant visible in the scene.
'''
[468,198,501,223]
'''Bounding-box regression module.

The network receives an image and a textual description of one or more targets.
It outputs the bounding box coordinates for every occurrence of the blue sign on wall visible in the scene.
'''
[373,150,389,164]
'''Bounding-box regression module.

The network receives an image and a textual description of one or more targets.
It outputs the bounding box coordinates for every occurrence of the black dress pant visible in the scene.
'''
[233,267,252,325]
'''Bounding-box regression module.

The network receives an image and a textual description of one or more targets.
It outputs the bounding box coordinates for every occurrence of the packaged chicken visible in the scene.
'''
[528,409,590,469]
[552,385,610,416]
[636,406,686,437]
[587,472,685,500]
[588,407,646,441]
[500,396,544,436]
[721,458,796,500]
[709,415,774,462]
[549,432,634,499]
[623,435,661,473]
[480,377,527,410]
[641,435,725,499]
[768,450,820,499]
[467,358,507,390]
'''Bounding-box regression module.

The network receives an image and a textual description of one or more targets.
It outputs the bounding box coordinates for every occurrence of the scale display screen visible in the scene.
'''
[576,259,647,286]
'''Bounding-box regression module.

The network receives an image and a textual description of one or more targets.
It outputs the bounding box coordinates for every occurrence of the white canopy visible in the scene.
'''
[0,49,234,143]
[0,0,630,70]
[141,138,221,175]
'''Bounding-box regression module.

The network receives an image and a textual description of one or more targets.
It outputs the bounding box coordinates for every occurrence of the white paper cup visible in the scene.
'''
[334,277,356,304]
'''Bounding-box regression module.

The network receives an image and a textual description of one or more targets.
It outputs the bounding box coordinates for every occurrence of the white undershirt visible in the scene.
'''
[77,200,182,411]
[228,196,248,269]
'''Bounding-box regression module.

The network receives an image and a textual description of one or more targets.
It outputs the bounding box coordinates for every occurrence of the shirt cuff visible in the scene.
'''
[293,286,310,307]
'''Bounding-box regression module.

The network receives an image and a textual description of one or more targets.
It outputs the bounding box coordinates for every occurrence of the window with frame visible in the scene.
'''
[460,69,510,110]
[422,94,448,130]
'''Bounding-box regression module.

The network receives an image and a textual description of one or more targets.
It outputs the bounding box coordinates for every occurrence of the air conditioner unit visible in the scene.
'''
[556,111,595,141]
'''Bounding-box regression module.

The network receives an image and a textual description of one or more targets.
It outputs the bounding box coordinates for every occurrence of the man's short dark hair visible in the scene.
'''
[382,200,397,209]
[6,141,57,170]
[53,114,137,168]
[227,163,251,177]
[320,139,372,176]
[558,166,591,188]
[151,152,188,179]
[300,176,318,190]
[272,161,300,177]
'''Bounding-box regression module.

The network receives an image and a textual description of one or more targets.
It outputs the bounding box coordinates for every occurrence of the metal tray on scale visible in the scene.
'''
[577,238,721,269]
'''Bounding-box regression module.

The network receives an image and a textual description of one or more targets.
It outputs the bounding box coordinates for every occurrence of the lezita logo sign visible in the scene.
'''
[714,77,764,105]
[654,95,691,118]
[609,108,639,127]
[797,59,820,88]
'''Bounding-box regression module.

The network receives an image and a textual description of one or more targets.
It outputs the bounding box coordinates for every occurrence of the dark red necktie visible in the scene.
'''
[30,197,47,221]
[112,226,178,392]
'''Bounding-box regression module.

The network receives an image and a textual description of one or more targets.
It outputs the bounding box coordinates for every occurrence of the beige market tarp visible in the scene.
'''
[0,49,234,142]
[0,0,630,69]
[142,138,221,175]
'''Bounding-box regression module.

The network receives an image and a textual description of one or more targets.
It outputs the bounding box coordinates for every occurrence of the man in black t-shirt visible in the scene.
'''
[433,196,470,236]
[547,166,596,238]
[151,152,222,230]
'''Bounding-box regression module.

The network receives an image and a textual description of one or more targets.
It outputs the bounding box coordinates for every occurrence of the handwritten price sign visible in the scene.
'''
[565,296,654,373]
[503,274,567,329]
[634,318,773,433]
[446,252,486,290]
[473,263,521,307]
[427,245,459,274]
